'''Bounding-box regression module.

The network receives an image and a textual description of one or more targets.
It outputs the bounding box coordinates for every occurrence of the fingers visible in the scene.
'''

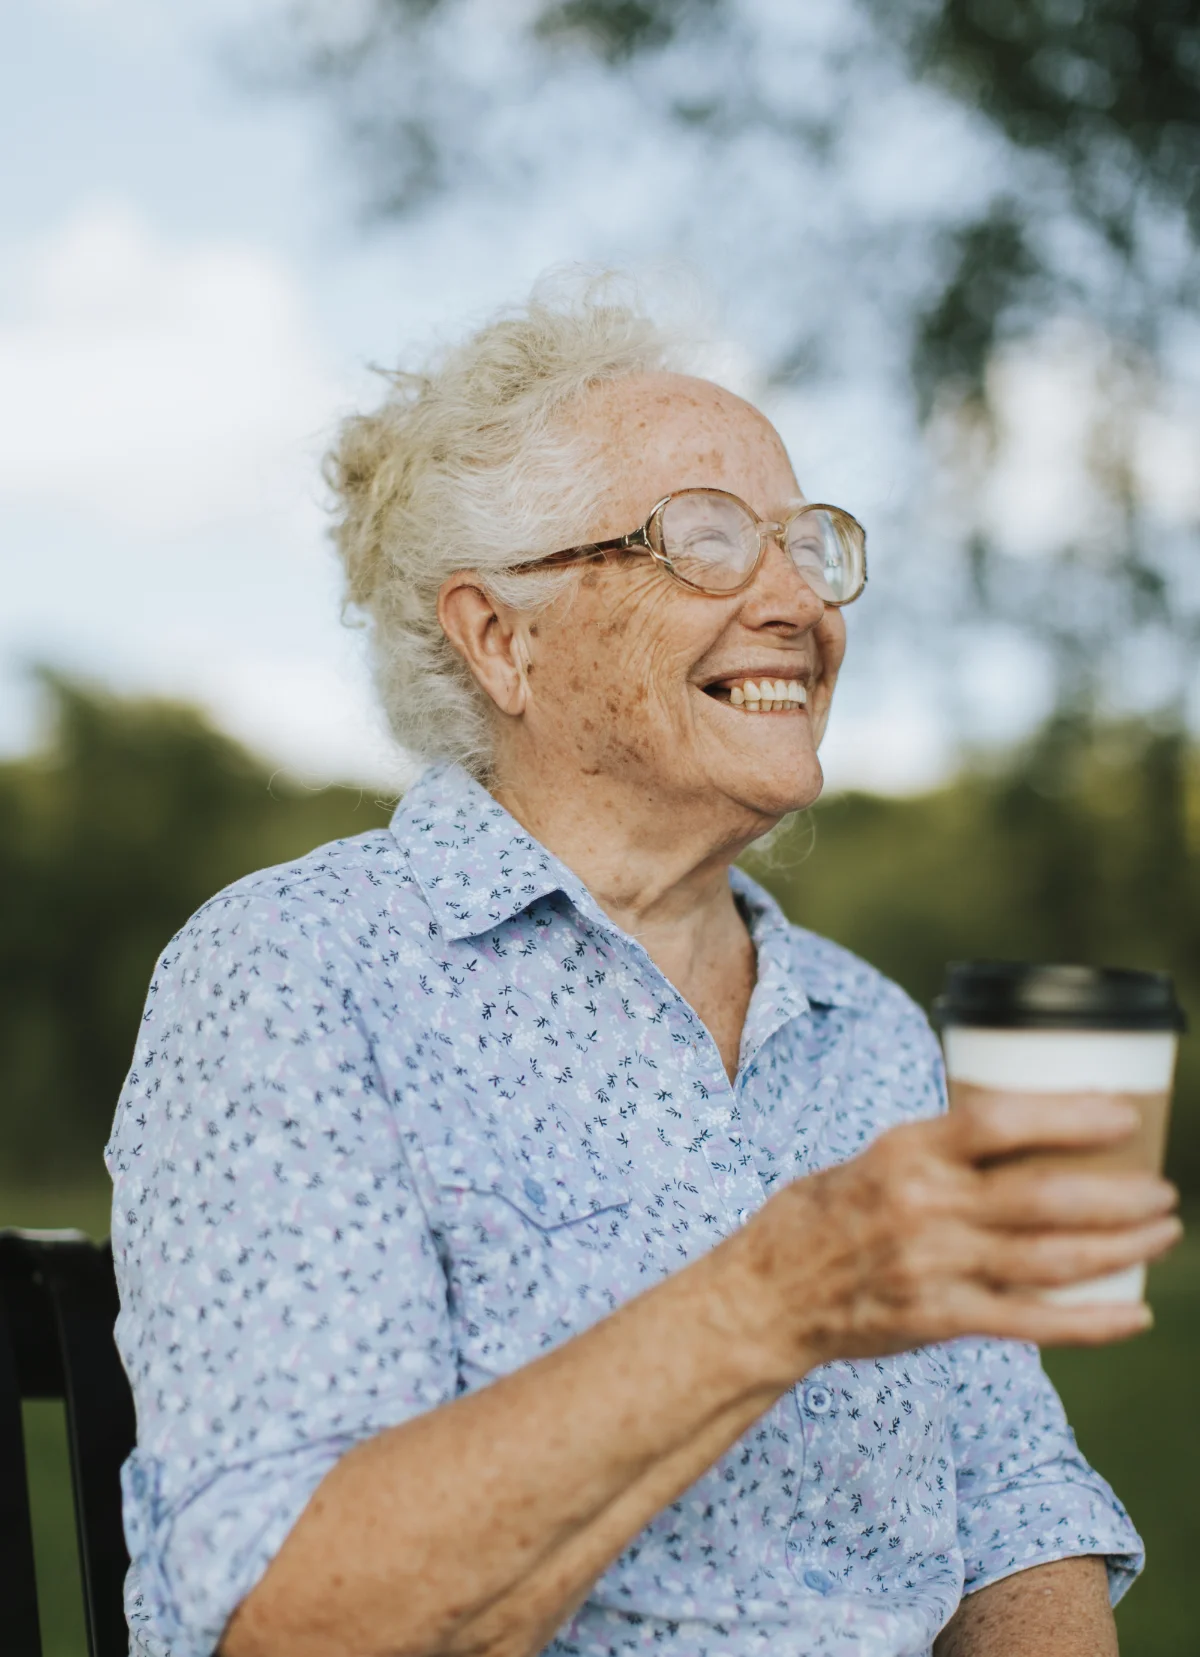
[941,1281,1156,1348]
[944,1092,1141,1163]
[979,1165,1178,1230]
[768,1123,1182,1371]
[980,1213,1183,1291]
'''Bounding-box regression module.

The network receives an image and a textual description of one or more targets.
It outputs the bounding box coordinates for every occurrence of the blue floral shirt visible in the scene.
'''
[106,762,1141,1657]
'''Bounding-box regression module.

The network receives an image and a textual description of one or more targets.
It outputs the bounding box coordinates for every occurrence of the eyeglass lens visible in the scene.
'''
[658,490,862,602]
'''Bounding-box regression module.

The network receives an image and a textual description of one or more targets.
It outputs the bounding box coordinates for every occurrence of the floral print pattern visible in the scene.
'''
[106,762,1141,1657]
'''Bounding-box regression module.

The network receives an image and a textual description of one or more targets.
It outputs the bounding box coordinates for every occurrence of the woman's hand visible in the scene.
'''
[730,1092,1181,1380]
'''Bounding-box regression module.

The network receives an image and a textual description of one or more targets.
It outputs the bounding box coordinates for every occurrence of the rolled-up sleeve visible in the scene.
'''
[947,1336,1143,1604]
[105,883,455,1657]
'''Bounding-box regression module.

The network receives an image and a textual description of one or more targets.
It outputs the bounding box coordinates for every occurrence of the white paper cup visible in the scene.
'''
[936,963,1185,1307]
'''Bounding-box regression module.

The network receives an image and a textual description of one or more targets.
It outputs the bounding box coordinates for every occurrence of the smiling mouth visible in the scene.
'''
[702,676,809,713]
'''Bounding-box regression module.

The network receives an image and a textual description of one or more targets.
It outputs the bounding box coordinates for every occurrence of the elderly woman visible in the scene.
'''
[107,289,1177,1657]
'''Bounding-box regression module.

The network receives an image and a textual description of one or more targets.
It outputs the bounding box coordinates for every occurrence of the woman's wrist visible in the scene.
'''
[692,1202,825,1395]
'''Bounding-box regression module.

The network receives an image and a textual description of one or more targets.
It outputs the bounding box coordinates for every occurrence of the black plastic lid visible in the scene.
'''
[933,960,1187,1033]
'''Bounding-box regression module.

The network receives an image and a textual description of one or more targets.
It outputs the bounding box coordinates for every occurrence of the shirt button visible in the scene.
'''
[736,1207,751,1226]
[522,1177,546,1209]
[803,1566,836,1595]
[804,1384,833,1415]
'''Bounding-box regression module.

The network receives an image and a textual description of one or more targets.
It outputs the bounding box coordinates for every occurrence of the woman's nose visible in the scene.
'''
[751,535,828,619]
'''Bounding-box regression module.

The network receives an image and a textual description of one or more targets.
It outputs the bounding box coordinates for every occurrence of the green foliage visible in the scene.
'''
[912,199,1044,414]
[1,676,1195,1194]
[745,713,1200,1191]
[534,0,722,62]
[285,0,1200,400]
[1041,1221,1200,1657]
[891,0,1200,245]
[0,673,392,1183]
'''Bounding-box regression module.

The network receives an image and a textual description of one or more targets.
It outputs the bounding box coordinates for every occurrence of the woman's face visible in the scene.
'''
[497,372,847,834]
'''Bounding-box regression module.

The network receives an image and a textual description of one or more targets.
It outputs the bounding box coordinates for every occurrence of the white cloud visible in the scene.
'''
[0,200,401,784]
[0,200,338,535]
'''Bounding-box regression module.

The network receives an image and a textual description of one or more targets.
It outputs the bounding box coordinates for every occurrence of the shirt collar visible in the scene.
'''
[730,864,858,1013]
[390,762,595,940]
[392,764,859,1012]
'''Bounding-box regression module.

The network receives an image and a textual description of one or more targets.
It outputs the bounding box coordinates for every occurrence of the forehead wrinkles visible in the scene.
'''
[569,373,796,525]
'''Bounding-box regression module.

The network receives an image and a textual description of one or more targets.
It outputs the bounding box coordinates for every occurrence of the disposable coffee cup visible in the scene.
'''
[934,962,1186,1307]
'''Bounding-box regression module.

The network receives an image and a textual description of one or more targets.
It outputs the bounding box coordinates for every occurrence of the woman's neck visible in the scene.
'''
[490,771,763,1081]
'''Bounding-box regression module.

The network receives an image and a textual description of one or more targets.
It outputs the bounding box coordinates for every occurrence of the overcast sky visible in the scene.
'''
[4,0,1196,794]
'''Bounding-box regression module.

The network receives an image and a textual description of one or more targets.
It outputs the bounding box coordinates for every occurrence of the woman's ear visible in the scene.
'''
[438,575,530,717]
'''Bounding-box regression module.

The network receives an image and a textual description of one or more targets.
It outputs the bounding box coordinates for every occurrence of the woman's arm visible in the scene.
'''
[934,1557,1117,1656]
[222,1093,1175,1657]
[222,1230,784,1657]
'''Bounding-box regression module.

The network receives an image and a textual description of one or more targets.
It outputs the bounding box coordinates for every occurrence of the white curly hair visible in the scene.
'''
[325,275,690,780]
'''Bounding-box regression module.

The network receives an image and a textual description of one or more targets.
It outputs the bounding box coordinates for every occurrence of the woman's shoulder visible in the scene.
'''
[153,825,434,983]
[200,823,408,906]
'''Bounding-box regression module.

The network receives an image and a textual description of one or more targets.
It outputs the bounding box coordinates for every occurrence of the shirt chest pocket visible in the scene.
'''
[798,1347,954,1482]
[433,1179,637,1381]
[787,1347,956,1577]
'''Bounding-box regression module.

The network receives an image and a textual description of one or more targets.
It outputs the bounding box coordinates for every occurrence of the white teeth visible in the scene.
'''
[717,676,808,710]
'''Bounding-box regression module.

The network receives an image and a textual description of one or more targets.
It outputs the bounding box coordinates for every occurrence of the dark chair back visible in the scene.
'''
[0,1229,136,1657]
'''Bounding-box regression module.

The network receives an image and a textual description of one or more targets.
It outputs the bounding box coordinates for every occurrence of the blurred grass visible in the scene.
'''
[23,1399,87,1657]
[4,1182,1197,1655]
[1044,1217,1200,1657]
[3,1182,112,1657]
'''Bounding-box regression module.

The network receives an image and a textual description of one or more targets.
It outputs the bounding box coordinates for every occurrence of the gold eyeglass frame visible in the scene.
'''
[517,487,868,604]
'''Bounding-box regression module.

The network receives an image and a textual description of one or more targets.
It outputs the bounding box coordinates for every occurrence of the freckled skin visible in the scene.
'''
[497,371,845,840]
[225,372,1139,1657]
[437,371,846,1080]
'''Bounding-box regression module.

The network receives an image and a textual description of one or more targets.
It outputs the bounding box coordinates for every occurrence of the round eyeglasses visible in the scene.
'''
[516,487,867,605]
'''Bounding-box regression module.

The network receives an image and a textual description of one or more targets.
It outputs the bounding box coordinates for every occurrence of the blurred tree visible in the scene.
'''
[876,0,1200,745]
[886,1,1200,247]
[1,675,1194,1195]
[0,672,392,1183]
[268,0,1200,727]
[744,712,1200,1191]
